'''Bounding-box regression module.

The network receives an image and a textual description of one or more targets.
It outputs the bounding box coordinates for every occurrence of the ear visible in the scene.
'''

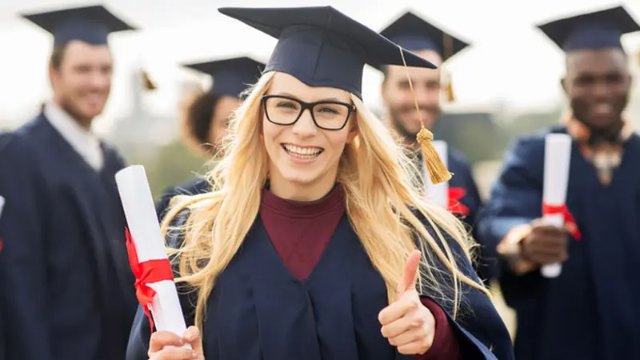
[380,80,389,103]
[48,63,58,89]
[560,77,568,95]
[346,115,359,144]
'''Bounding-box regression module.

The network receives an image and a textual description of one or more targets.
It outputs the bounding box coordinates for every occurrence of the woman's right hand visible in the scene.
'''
[148,326,204,360]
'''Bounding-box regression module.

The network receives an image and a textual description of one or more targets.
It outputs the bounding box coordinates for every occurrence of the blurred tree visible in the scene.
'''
[502,107,563,138]
[126,140,208,200]
[433,112,510,163]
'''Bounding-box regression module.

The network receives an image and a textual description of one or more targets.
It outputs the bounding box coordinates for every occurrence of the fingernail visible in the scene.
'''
[192,351,199,359]
[184,333,193,341]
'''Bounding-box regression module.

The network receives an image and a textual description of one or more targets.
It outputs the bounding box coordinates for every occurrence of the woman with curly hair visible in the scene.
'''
[155,57,264,219]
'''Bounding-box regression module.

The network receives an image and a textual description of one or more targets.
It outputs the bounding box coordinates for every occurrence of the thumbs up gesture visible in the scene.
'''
[378,250,435,355]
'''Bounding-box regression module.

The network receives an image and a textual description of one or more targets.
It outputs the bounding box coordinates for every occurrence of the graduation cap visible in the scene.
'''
[218,6,436,100]
[380,11,469,102]
[537,6,640,52]
[219,6,450,183]
[380,11,469,61]
[184,57,265,98]
[21,5,136,47]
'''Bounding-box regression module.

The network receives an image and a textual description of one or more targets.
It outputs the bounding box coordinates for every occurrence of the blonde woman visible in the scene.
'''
[126,6,513,360]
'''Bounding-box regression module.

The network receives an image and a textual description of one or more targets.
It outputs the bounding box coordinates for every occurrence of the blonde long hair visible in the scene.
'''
[162,71,489,330]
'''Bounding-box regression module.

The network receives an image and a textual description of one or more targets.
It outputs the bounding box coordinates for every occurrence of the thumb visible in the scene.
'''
[399,250,422,295]
[183,326,203,353]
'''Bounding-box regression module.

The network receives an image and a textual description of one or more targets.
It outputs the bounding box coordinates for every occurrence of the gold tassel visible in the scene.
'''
[398,46,451,184]
[417,127,451,183]
[142,69,157,91]
[446,73,455,102]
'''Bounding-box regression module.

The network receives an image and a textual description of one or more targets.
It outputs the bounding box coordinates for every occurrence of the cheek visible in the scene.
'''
[262,119,282,153]
[324,132,350,160]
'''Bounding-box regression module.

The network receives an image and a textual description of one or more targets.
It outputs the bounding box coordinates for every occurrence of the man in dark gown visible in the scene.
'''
[0,5,139,360]
[377,12,488,279]
[478,6,640,360]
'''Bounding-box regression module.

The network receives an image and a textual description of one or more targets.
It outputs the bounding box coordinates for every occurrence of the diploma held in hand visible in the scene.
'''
[541,134,572,278]
[115,165,188,337]
[424,140,448,209]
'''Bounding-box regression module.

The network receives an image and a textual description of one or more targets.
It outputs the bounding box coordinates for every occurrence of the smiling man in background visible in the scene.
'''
[378,11,489,279]
[479,6,640,360]
[0,5,139,360]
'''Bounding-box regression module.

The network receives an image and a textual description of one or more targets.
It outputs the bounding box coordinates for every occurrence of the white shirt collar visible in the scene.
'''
[44,102,104,171]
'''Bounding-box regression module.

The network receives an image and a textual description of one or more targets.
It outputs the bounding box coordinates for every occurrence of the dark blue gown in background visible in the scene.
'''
[126,208,514,360]
[444,150,490,279]
[478,126,640,360]
[0,132,11,360]
[0,115,137,360]
[155,178,210,220]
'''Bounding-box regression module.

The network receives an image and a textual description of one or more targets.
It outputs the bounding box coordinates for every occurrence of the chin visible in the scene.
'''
[280,170,321,186]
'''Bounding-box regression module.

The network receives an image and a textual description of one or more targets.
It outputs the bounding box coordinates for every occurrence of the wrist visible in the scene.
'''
[497,224,538,275]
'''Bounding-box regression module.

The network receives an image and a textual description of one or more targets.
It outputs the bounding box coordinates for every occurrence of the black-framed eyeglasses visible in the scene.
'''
[262,95,355,131]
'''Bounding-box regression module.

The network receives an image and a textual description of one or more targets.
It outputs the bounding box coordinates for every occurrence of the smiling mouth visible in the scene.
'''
[282,144,324,159]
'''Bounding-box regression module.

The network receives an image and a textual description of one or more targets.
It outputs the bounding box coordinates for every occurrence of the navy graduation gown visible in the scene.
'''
[156,178,210,220]
[445,150,491,279]
[127,209,514,360]
[447,149,483,228]
[0,115,137,360]
[478,126,640,360]
[0,132,11,360]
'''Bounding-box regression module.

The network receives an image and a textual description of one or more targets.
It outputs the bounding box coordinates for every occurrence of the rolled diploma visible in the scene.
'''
[541,134,572,278]
[424,140,449,209]
[0,196,5,220]
[115,165,188,337]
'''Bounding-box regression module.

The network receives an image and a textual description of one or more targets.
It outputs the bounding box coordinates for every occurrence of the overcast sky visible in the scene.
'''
[1,0,639,133]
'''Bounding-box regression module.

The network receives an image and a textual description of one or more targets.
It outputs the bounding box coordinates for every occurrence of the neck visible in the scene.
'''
[268,171,338,202]
[52,98,93,131]
[594,119,624,140]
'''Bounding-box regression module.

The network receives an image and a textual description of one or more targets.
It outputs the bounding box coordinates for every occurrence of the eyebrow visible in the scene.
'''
[273,91,347,103]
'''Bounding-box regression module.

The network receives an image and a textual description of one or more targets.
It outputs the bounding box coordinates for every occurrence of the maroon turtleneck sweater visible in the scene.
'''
[259,185,461,360]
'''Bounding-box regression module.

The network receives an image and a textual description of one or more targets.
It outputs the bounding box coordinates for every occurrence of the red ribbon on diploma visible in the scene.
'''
[448,187,470,216]
[125,228,174,332]
[542,203,582,240]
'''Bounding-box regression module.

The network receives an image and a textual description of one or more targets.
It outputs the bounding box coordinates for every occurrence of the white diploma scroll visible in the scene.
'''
[424,140,449,209]
[541,134,573,278]
[115,165,188,337]
[0,196,5,220]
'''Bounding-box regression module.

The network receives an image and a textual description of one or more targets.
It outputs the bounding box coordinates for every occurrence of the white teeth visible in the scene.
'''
[283,144,322,158]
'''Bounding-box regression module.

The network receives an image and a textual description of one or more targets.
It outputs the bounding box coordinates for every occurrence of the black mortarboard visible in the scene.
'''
[537,6,640,52]
[218,6,436,99]
[22,5,135,47]
[184,57,265,97]
[380,11,469,61]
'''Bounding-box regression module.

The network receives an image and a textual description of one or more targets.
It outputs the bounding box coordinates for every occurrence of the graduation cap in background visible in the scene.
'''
[219,6,450,183]
[184,56,265,98]
[380,11,470,102]
[537,6,640,53]
[21,4,136,47]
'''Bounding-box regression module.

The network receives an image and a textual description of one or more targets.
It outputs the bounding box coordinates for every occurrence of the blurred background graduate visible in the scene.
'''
[0,5,139,360]
[155,56,264,219]
[478,6,640,360]
[377,11,488,279]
